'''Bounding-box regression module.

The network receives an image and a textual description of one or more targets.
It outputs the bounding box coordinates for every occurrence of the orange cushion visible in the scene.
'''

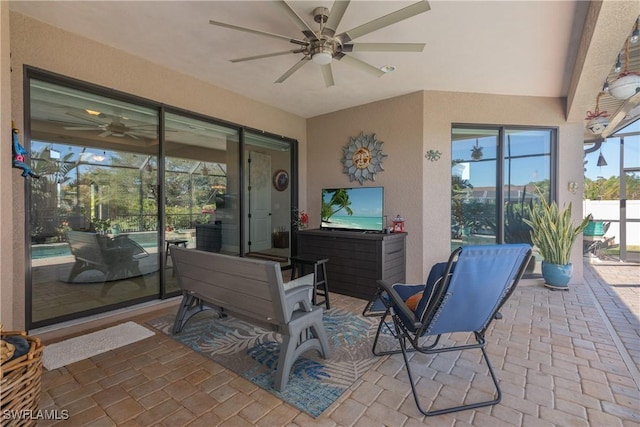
[405,291,423,312]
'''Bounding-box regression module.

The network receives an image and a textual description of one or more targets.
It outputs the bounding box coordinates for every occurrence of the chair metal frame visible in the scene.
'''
[372,244,532,416]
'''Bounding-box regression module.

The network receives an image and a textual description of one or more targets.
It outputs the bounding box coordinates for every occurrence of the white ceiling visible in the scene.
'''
[9,0,590,118]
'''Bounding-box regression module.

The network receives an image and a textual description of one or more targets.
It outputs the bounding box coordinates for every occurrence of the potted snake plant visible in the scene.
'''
[523,196,591,289]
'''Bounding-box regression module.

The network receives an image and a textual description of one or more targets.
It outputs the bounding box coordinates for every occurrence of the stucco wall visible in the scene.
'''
[1,1,15,328]
[422,91,586,283]
[6,12,307,329]
[307,92,425,283]
[307,90,585,285]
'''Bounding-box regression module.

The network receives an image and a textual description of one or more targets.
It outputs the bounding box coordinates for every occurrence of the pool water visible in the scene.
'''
[32,244,72,259]
[32,238,160,259]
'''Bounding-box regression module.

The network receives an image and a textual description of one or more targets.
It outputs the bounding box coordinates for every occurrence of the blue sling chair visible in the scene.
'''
[367,244,532,416]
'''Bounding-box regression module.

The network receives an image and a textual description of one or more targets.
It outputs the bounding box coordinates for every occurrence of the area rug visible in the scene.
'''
[43,321,155,370]
[148,307,396,417]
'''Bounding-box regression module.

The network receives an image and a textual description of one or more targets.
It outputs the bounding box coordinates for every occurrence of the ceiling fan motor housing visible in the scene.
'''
[313,7,329,24]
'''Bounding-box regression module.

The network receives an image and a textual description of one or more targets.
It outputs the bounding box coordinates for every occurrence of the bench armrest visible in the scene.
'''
[284,273,314,290]
[283,283,314,321]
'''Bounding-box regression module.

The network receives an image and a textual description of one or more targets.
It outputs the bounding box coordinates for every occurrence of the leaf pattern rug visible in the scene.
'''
[148,307,396,417]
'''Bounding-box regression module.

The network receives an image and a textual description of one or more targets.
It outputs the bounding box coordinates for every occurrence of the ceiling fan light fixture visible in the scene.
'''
[312,50,333,65]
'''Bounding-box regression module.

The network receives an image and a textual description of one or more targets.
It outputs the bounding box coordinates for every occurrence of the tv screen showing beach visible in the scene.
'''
[321,187,384,231]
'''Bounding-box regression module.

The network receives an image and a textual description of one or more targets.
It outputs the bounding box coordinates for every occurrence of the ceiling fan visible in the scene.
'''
[209,0,430,87]
[59,111,157,140]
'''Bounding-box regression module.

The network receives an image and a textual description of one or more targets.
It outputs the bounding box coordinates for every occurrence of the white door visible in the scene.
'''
[245,151,272,252]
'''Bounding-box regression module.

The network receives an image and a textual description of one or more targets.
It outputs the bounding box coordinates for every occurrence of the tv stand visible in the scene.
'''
[296,229,406,300]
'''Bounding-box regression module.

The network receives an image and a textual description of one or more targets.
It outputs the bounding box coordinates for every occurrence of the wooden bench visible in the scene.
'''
[65,231,148,293]
[170,247,331,391]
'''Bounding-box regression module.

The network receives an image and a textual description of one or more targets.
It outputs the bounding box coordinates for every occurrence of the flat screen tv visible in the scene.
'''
[321,187,384,232]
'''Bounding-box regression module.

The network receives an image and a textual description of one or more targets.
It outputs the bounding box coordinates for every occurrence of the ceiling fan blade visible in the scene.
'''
[98,131,112,138]
[209,20,308,46]
[336,54,385,77]
[323,1,350,37]
[338,0,430,43]
[230,49,304,63]
[275,57,309,83]
[321,64,335,87]
[65,111,106,125]
[63,126,102,131]
[343,43,425,52]
[125,132,140,140]
[277,1,318,40]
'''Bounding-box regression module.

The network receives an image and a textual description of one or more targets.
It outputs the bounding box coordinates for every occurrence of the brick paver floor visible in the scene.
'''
[33,261,639,426]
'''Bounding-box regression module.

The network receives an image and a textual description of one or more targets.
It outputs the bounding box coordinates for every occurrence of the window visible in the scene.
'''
[451,125,555,274]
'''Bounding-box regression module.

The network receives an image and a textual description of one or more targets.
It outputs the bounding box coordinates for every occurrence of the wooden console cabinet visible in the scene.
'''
[296,229,406,300]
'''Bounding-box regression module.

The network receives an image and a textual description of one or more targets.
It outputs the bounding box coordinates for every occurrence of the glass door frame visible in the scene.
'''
[23,67,300,329]
[24,68,163,328]
[451,124,558,273]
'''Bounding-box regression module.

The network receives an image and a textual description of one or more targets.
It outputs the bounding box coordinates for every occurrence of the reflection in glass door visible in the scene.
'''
[163,113,240,294]
[244,133,293,264]
[28,78,160,327]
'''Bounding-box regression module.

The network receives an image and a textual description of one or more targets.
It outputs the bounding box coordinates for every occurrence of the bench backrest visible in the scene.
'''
[170,247,290,328]
[66,231,107,266]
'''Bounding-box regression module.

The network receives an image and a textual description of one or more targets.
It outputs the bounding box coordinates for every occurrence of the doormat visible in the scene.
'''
[147,307,396,417]
[42,321,155,371]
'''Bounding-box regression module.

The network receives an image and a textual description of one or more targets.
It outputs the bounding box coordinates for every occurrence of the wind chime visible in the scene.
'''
[585,91,609,135]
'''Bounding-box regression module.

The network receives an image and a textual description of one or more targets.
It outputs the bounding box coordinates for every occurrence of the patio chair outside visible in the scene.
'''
[374,243,532,416]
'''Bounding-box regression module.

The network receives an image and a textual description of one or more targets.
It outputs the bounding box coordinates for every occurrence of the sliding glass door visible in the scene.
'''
[244,132,294,263]
[451,126,555,274]
[28,78,160,327]
[162,112,240,294]
[26,70,298,328]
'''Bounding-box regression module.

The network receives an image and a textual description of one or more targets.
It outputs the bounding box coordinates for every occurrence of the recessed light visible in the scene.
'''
[380,65,396,73]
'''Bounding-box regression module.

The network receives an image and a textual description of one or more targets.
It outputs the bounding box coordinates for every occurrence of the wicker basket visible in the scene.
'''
[0,330,44,426]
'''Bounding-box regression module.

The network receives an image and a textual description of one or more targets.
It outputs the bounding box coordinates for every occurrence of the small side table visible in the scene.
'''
[290,256,330,309]
[165,239,188,270]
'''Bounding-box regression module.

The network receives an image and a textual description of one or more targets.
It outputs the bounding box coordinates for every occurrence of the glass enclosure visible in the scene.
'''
[584,119,640,262]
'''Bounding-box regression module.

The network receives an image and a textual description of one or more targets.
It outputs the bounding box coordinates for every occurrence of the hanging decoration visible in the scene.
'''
[11,121,39,179]
[470,139,483,161]
[585,92,609,135]
[597,150,608,167]
[341,132,386,184]
[425,150,441,162]
[608,39,640,100]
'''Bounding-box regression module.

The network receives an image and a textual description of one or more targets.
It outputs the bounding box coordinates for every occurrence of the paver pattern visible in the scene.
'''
[33,262,639,426]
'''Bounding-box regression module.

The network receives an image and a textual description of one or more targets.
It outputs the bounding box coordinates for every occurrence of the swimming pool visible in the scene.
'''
[31,233,164,259]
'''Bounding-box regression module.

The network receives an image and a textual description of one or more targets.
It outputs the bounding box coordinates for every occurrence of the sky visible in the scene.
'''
[322,187,383,217]
[584,134,640,181]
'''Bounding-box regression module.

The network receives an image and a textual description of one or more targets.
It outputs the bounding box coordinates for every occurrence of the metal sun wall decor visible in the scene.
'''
[341,132,387,184]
